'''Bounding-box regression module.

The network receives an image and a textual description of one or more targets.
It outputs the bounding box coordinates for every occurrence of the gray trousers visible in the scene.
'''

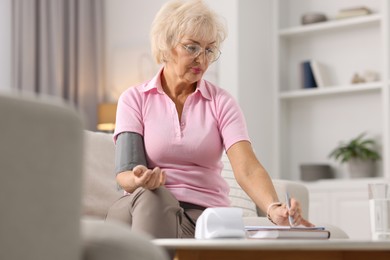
[105,186,204,239]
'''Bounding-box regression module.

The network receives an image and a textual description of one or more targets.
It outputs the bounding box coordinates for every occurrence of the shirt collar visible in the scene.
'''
[140,67,165,94]
[140,66,212,100]
[195,78,212,100]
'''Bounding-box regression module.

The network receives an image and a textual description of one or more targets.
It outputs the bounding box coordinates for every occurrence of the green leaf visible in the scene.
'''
[328,132,381,164]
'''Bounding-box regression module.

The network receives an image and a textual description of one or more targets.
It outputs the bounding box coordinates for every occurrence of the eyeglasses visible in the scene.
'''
[180,43,221,63]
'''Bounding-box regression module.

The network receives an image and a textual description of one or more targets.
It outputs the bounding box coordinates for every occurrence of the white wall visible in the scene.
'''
[0,0,11,91]
[205,0,239,99]
[104,0,167,101]
[237,0,274,174]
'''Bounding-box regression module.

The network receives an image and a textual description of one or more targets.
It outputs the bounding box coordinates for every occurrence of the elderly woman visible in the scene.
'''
[106,0,313,239]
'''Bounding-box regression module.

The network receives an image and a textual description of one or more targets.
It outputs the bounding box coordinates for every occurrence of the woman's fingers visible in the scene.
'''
[147,168,161,189]
[299,218,315,227]
[160,171,166,185]
[289,198,300,216]
[132,165,163,190]
[287,198,301,225]
[132,165,166,190]
[287,199,315,227]
[269,198,315,227]
[133,165,148,177]
[144,167,165,190]
[136,168,153,185]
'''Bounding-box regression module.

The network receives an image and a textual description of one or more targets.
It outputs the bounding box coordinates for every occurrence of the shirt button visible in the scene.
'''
[181,122,185,126]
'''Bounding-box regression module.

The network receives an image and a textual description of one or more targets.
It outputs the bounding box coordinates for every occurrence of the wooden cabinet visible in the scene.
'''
[273,0,390,180]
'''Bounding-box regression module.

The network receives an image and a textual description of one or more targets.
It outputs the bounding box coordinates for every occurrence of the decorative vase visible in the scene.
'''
[347,158,376,178]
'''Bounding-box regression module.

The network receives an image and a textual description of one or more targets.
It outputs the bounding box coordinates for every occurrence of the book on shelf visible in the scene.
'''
[300,61,317,89]
[310,60,329,88]
[245,225,331,239]
[335,6,372,19]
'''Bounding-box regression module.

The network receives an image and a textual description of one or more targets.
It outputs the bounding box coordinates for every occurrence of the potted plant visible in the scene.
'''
[328,132,381,178]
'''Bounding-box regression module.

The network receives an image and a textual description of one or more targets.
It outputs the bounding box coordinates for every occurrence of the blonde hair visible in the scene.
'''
[150,0,227,64]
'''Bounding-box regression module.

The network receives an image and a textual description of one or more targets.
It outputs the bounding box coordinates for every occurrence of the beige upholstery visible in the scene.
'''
[0,93,84,260]
[82,219,169,260]
[82,131,122,219]
[0,93,169,260]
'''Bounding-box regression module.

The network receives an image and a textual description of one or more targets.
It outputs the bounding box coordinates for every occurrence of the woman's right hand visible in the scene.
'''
[268,198,314,227]
[132,165,166,190]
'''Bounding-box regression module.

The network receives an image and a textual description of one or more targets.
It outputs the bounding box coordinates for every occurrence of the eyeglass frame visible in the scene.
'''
[179,43,221,63]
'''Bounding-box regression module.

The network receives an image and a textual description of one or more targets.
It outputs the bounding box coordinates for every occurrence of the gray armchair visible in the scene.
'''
[0,93,168,260]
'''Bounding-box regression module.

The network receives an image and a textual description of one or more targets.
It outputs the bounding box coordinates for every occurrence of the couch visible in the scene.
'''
[0,93,169,260]
[82,130,349,238]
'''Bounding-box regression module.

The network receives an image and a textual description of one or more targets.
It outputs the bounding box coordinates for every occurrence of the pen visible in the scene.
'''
[285,192,294,226]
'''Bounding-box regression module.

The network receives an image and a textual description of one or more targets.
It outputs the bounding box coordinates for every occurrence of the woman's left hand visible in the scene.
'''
[132,165,166,190]
[269,198,314,227]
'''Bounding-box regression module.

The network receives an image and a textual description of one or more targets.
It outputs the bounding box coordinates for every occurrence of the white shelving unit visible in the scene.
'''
[273,0,390,180]
[278,13,381,37]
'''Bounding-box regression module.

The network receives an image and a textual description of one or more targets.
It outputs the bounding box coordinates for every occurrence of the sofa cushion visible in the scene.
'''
[82,131,122,219]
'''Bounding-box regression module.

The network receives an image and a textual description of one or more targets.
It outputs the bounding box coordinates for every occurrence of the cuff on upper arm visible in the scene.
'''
[115,132,147,175]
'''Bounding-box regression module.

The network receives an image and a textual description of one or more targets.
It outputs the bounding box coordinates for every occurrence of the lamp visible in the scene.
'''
[97,103,117,132]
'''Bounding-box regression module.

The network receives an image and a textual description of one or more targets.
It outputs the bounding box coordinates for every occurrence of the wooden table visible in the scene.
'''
[153,239,390,260]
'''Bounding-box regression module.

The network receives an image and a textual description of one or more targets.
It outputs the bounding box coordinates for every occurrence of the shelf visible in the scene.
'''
[279,13,381,37]
[279,82,383,100]
[274,0,389,181]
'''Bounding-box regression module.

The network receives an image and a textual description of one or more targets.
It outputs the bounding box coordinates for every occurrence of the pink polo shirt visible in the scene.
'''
[114,68,250,208]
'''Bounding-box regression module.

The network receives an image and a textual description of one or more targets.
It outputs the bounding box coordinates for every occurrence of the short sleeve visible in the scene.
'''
[217,90,250,151]
[113,88,144,142]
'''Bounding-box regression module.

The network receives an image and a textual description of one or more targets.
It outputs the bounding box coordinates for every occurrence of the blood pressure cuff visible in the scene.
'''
[115,132,147,175]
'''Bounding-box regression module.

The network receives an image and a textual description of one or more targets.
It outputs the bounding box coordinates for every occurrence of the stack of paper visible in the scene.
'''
[245,225,330,239]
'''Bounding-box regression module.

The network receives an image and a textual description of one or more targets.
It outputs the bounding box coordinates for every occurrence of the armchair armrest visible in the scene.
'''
[81,218,169,260]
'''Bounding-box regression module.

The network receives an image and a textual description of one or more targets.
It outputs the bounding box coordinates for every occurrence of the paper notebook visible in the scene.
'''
[245,226,330,239]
